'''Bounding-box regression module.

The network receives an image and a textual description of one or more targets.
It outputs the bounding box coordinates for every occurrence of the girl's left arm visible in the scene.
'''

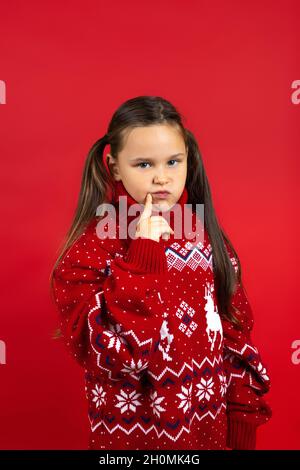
[222,244,272,450]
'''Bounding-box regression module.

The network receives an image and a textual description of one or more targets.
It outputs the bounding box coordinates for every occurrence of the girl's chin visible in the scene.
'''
[152,200,171,212]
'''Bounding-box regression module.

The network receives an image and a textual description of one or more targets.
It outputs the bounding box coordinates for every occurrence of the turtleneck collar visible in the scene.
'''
[111,180,190,246]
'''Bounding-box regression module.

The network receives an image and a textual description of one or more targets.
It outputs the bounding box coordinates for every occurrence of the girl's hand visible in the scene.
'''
[135,193,175,242]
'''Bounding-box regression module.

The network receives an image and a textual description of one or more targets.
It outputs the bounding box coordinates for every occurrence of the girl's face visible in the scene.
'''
[106,124,188,211]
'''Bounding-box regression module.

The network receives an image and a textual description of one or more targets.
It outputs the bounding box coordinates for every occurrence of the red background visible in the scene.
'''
[0,0,299,450]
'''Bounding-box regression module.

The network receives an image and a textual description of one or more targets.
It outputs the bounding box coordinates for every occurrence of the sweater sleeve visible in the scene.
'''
[222,243,272,450]
[52,231,168,382]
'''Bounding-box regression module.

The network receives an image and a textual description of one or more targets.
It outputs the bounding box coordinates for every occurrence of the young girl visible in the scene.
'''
[50,95,272,451]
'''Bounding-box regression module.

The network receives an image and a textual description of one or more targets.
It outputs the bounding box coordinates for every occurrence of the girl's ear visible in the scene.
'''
[106,153,121,181]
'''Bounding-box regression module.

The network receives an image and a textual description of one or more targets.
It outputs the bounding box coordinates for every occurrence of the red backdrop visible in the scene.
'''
[0,0,299,450]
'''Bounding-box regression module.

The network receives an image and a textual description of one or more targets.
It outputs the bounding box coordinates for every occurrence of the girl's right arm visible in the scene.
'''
[52,229,168,382]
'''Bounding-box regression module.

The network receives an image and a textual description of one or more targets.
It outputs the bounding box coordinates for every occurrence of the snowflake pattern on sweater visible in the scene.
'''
[52,180,272,450]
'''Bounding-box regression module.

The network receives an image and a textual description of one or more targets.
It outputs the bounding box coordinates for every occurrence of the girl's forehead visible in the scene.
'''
[122,124,185,147]
[119,130,187,161]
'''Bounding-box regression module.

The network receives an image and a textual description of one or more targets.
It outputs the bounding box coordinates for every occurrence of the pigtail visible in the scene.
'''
[49,134,114,313]
[185,128,243,329]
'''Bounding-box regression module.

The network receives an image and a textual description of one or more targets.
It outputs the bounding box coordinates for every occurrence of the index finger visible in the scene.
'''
[139,192,152,221]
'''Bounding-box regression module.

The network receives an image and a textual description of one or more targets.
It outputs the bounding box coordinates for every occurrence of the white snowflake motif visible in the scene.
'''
[256,361,270,382]
[218,373,227,397]
[195,377,215,401]
[176,383,193,414]
[103,323,127,352]
[91,384,106,408]
[114,389,142,414]
[121,358,149,375]
[150,390,166,418]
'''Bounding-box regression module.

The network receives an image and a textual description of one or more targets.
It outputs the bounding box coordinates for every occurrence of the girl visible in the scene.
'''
[50,95,272,451]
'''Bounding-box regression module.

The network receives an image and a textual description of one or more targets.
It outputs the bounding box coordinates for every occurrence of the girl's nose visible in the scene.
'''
[153,174,169,185]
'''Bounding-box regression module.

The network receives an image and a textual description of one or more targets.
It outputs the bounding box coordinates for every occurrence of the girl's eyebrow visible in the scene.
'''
[129,153,185,163]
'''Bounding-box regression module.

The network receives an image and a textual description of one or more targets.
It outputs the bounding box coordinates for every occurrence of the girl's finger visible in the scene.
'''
[139,193,152,222]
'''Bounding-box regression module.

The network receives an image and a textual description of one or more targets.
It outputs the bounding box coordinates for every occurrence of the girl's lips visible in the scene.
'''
[152,192,170,199]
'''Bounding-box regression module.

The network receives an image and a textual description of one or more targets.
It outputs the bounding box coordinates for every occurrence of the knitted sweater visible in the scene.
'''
[52,181,272,450]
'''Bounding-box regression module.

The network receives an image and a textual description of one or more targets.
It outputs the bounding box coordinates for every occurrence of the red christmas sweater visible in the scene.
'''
[52,180,272,450]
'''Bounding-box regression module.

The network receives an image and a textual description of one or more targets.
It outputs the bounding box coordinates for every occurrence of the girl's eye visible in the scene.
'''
[136,160,179,169]
[136,162,150,169]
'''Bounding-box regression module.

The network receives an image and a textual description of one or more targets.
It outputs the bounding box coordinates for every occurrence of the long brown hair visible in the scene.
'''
[49,95,245,337]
